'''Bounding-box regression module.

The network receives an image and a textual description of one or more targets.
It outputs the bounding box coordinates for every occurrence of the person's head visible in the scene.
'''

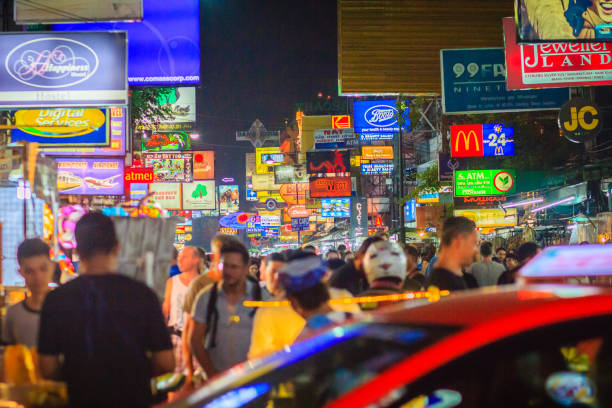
[403,244,419,273]
[210,234,242,265]
[17,238,54,294]
[177,246,200,274]
[263,252,286,296]
[504,254,519,270]
[593,0,612,23]
[171,246,178,265]
[195,247,207,274]
[363,241,407,285]
[278,254,330,318]
[302,245,316,254]
[495,247,507,262]
[517,242,540,265]
[326,250,340,261]
[220,240,250,287]
[355,236,386,269]
[248,257,261,278]
[337,244,347,254]
[75,212,119,272]
[439,216,478,268]
[480,242,494,259]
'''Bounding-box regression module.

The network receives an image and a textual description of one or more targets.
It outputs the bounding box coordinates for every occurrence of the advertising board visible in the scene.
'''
[143,152,192,183]
[279,183,309,205]
[252,174,281,191]
[192,151,214,180]
[306,150,350,174]
[321,198,350,218]
[417,193,440,204]
[350,197,368,238]
[361,162,393,175]
[54,0,200,86]
[353,100,409,137]
[503,18,612,90]
[438,152,464,183]
[40,107,126,156]
[309,177,351,198]
[453,195,508,209]
[361,146,394,160]
[16,0,143,23]
[454,208,517,228]
[142,131,191,151]
[0,32,127,107]
[182,181,216,210]
[124,167,154,197]
[290,217,310,232]
[255,147,284,174]
[149,183,181,209]
[259,210,281,227]
[56,158,124,195]
[441,48,569,114]
[405,198,417,222]
[450,124,515,157]
[313,128,357,150]
[10,108,110,147]
[218,185,239,215]
[273,164,308,184]
[137,87,196,131]
[455,169,516,197]
[332,115,351,129]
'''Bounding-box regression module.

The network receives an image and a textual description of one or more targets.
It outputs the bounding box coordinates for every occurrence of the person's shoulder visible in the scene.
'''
[5,300,25,317]
[329,287,353,299]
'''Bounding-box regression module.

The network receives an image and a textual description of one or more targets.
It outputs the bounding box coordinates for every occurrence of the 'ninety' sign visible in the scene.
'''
[450,124,514,158]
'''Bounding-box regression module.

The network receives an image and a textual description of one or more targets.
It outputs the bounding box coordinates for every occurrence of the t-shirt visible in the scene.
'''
[469,261,506,287]
[2,300,41,348]
[38,274,172,408]
[182,274,216,315]
[329,261,368,296]
[427,267,470,291]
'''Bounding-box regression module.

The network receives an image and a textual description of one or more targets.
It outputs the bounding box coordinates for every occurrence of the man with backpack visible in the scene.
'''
[189,240,261,378]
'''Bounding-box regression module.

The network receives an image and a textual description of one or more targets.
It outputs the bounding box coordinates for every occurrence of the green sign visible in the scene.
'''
[454,169,516,197]
[142,131,191,151]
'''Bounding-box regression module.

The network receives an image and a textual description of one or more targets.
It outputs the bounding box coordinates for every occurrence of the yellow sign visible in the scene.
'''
[454,208,517,228]
[361,146,394,160]
[252,174,281,191]
[14,108,106,137]
[255,147,284,174]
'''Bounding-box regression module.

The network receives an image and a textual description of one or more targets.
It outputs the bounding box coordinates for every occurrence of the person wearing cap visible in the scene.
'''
[358,241,407,311]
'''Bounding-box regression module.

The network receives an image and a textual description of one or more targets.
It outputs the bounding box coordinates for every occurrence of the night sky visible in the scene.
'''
[195,0,338,185]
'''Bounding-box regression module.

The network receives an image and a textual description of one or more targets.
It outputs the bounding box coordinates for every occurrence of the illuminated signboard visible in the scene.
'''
[255,147,284,174]
[291,217,310,231]
[279,183,309,205]
[332,115,351,129]
[259,210,281,227]
[137,87,196,131]
[252,174,281,191]
[218,185,239,215]
[405,198,417,222]
[361,162,393,175]
[192,151,214,180]
[143,152,193,183]
[142,131,191,151]
[124,167,154,198]
[274,164,308,184]
[307,150,350,174]
[56,158,124,195]
[16,0,142,23]
[321,198,350,218]
[361,146,394,160]
[309,177,351,198]
[453,195,508,209]
[313,128,357,150]
[503,18,612,90]
[149,183,181,209]
[417,193,439,204]
[11,108,110,147]
[450,124,514,158]
[353,100,409,137]
[40,108,126,156]
[454,208,517,228]
[183,181,216,210]
[454,169,516,197]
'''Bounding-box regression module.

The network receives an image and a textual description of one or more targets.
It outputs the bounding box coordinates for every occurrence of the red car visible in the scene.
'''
[170,245,612,408]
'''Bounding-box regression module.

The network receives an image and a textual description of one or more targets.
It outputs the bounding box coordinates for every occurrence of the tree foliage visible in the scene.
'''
[402,163,441,203]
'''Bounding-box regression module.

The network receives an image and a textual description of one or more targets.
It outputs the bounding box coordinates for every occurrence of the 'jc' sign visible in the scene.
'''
[558,98,603,144]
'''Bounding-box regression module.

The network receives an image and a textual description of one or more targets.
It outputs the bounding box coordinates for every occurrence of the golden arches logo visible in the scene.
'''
[455,130,480,152]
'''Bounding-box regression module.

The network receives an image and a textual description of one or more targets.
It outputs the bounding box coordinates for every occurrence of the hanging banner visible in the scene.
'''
[0,32,127,107]
[218,185,239,215]
[40,107,126,156]
[56,158,124,195]
[182,181,216,210]
[441,48,569,114]
[454,208,517,228]
[192,151,214,180]
[142,131,191,151]
[350,196,368,238]
[454,169,516,197]
[143,152,193,183]
[450,124,515,157]
[149,183,182,209]
[10,108,110,147]
[306,150,351,174]
[361,146,394,160]
[313,128,357,150]
[503,18,612,90]
[309,177,351,198]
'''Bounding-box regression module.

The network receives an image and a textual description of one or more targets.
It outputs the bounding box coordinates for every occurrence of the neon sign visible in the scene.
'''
[451,124,514,157]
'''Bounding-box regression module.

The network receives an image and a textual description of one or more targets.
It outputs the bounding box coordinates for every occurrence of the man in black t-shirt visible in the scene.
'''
[38,213,174,407]
[329,236,385,295]
[426,217,479,292]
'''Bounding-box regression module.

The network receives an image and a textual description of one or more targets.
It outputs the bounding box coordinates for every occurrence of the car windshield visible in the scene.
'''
[182,322,456,408]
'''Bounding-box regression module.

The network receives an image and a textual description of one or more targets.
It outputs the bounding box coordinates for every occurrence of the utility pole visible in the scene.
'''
[396,97,407,244]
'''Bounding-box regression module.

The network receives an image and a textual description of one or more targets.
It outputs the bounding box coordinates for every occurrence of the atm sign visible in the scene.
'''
[451,124,514,158]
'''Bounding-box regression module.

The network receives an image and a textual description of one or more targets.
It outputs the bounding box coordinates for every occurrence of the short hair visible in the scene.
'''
[440,217,476,247]
[403,244,419,260]
[17,238,50,265]
[268,252,286,263]
[480,242,493,257]
[172,246,179,260]
[220,240,249,265]
[517,242,540,264]
[211,234,242,250]
[496,247,506,253]
[285,249,319,263]
[357,236,385,256]
[302,245,316,253]
[326,250,339,256]
[288,282,330,311]
[337,244,347,252]
[75,212,118,260]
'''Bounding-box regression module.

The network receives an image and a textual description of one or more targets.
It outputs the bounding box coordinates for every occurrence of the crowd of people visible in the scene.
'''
[1,213,544,406]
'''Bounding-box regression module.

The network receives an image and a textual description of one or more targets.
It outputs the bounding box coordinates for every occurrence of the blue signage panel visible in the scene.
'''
[441,48,569,114]
[291,217,310,231]
[361,162,394,175]
[360,133,394,142]
[353,100,410,136]
[321,198,350,218]
[482,124,515,157]
[0,32,127,107]
[54,0,200,86]
[405,198,416,222]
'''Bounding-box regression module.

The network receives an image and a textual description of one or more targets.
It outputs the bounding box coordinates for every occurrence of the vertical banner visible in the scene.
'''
[350,197,368,239]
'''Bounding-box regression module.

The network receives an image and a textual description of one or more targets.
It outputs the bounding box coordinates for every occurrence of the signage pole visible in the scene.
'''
[398,99,406,244]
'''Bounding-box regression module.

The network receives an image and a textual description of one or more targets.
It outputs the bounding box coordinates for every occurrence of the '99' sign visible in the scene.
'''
[451,124,515,158]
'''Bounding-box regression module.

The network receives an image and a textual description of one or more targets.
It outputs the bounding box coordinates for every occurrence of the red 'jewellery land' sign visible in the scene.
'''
[503,18,612,90]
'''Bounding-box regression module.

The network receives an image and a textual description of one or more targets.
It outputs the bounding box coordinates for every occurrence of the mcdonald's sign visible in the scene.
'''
[451,124,514,158]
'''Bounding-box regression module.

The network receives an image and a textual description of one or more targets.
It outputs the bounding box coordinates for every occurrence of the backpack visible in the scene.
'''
[205,275,262,349]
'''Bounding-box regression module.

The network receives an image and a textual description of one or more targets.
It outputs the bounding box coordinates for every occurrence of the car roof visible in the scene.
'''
[372,284,612,329]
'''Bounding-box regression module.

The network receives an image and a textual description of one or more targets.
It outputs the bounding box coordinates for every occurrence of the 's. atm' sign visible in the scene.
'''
[450,124,514,158]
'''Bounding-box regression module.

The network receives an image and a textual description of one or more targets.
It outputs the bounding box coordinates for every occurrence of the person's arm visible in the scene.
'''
[189,321,217,378]
[151,349,175,376]
[144,287,175,374]
[2,308,14,345]
[162,278,173,321]
[38,355,62,380]
[182,314,195,380]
